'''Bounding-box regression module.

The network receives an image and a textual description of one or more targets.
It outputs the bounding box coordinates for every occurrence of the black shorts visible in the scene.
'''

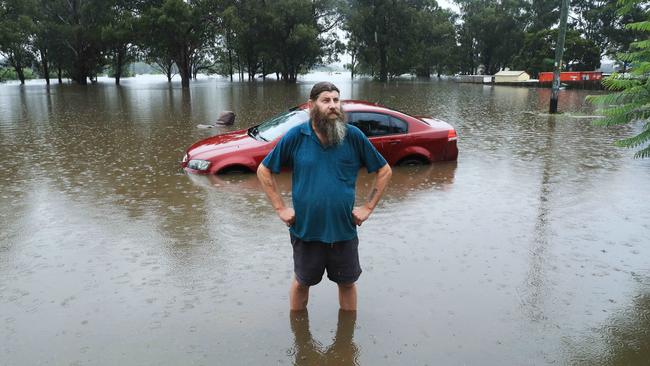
[290,233,362,286]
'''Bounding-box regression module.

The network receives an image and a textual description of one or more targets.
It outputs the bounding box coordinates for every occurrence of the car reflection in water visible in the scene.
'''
[185,161,457,199]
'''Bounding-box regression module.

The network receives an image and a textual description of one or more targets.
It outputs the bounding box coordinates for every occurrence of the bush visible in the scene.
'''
[0,67,36,82]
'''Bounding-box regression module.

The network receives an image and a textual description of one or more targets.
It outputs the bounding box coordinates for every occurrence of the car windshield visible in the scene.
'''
[257,109,309,141]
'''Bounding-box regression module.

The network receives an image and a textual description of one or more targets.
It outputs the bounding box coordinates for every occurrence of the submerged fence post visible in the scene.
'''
[550,0,570,113]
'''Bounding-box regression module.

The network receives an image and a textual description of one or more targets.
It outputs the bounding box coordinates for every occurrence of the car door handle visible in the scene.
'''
[389,140,401,145]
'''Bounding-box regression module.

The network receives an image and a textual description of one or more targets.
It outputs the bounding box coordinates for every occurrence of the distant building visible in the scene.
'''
[494,70,531,83]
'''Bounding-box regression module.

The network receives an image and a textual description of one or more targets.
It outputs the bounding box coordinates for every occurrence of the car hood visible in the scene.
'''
[187,128,266,160]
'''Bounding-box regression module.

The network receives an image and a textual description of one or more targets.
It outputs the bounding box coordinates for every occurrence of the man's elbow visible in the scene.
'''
[257,163,270,180]
[381,164,392,179]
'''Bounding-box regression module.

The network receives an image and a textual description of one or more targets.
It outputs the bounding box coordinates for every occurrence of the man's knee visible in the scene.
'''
[338,282,356,289]
[293,277,312,291]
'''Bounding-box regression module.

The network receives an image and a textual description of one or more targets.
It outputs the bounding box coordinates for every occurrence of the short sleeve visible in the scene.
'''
[261,129,297,173]
[349,126,387,173]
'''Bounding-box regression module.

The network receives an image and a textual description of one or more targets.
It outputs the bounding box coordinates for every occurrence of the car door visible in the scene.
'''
[385,116,409,162]
[348,112,397,163]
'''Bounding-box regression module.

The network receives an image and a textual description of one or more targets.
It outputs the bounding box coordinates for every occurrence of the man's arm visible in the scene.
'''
[352,164,392,226]
[257,163,295,226]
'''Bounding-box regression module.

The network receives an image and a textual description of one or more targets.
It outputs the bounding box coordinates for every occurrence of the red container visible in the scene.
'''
[538,71,603,82]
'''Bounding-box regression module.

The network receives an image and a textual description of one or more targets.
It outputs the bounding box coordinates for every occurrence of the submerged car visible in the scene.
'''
[181,100,458,175]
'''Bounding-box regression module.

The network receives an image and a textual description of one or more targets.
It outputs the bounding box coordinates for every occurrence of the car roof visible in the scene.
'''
[289,99,426,126]
[290,99,387,112]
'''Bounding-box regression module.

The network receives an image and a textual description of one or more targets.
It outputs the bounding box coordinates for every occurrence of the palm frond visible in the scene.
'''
[616,122,650,147]
[588,0,649,158]
[602,76,641,91]
[626,20,650,32]
[634,145,650,158]
[631,39,650,50]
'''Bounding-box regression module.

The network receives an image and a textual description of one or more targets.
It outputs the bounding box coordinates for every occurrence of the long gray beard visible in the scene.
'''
[315,118,347,147]
[311,107,347,147]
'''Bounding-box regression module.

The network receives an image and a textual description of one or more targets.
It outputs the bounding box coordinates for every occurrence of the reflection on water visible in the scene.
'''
[1,74,649,365]
[570,277,650,366]
[187,160,457,197]
[520,116,556,322]
[290,310,359,366]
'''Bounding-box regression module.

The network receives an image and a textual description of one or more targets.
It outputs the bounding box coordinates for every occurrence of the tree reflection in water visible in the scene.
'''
[289,310,359,366]
[571,278,650,365]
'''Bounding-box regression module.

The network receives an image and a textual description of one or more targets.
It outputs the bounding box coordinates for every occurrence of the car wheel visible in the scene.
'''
[218,165,251,175]
[398,156,428,166]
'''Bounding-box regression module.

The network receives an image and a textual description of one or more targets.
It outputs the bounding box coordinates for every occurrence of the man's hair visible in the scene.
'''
[309,82,340,101]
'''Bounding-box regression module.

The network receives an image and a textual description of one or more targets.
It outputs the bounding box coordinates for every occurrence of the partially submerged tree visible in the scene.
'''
[139,0,217,88]
[344,0,455,80]
[0,0,37,84]
[102,0,138,85]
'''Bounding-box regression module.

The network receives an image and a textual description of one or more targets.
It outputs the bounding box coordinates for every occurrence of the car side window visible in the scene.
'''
[390,116,408,134]
[348,112,392,137]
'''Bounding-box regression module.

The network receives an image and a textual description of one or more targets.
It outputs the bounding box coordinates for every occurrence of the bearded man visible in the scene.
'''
[257,82,392,311]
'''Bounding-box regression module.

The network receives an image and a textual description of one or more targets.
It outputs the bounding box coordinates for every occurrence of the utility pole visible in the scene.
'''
[550,0,570,113]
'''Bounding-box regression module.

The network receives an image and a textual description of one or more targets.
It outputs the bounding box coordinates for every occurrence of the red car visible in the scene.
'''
[181,100,458,174]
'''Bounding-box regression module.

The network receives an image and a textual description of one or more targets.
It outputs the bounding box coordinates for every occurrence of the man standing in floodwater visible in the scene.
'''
[257,82,392,311]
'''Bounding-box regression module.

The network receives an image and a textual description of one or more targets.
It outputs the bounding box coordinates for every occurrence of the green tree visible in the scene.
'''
[139,0,217,88]
[0,0,37,84]
[344,0,454,80]
[512,30,555,78]
[268,0,342,82]
[411,7,458,78]
[41,0,112,84]
[102,0,138,85]
[526,0,558,32]
[455,0,527,75]
[571,0,645,60]
[588,0,650,158]
[513,29,601,77]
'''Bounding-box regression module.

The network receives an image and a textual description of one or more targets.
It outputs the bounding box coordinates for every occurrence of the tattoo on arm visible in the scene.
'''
[367,188,378,205]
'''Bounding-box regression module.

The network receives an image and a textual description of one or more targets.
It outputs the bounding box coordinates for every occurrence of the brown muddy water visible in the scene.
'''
[1,73,649,365]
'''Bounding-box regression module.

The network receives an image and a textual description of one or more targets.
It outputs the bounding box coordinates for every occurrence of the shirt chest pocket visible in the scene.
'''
[336,160,359,183]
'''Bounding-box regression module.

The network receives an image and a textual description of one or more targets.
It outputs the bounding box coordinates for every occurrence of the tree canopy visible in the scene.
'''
[0,0,641,85]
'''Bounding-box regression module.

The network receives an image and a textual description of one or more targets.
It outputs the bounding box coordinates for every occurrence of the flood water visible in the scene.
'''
[1,73,649,365]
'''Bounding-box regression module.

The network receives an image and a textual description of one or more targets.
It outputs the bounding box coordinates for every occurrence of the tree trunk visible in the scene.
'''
[247,60,255,81]
[177,47,191,88]
[115,49,123,85]
[228,48,233,82]
[416,67,430,78]
[15,65,25,85]
[40,49,50,85]
[72,62,88,85]
[378,45,388,82]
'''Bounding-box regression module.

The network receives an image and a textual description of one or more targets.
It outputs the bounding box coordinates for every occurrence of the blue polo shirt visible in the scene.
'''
[262,122,387,243]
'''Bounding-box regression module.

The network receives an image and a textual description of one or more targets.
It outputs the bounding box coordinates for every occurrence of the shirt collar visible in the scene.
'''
[300,121,313,136]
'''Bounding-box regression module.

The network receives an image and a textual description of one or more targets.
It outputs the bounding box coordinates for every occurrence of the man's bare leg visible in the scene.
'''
[290,277,310,310]
[338,282,357,311]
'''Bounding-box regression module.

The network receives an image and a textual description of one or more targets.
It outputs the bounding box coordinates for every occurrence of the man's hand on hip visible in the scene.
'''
[352,206,372,226]
[277,207,296,227]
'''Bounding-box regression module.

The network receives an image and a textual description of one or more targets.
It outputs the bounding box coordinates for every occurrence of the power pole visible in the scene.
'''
[550,0,570,113]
